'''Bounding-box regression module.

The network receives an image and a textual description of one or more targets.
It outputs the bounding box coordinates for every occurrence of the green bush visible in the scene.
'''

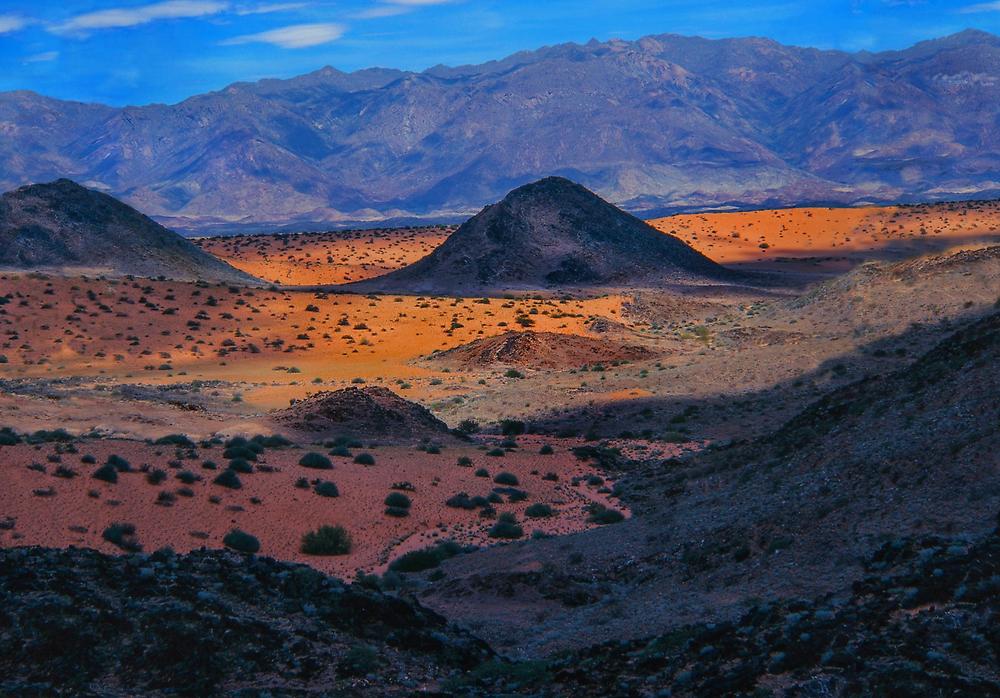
[299,452,333,469]
[456,456,473,466]
[227,458,254,473]
[300,525,351,555]
[525,503,554,518]
[102,522,141,552]
[154,434,195,448]
[493,471,519,486]
[92,464,118,484]
[486,448,505,457]
[539,444,554,455]
[223,529,260,554]
[385,506,410,518]
[212,469,242,489]
[389,540,467,573]
[106,455,132,472]
[314,480,340,497]
[384,492,411,509]
[500,419,526,435]
[446,492,476,510]
[354,453,376,466]
[488,512,523,539]
[587,503,624,525]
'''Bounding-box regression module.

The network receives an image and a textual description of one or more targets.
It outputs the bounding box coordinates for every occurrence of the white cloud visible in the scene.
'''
[24,51,59,63]
[0,14,29,34]
[221,22,345,47]
[961,1,1000,11]
[235,2,311,15]
[354,0,457,19]
[52,1,229,33]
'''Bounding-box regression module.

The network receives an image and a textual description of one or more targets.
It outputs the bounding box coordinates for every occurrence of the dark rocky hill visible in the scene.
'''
[347,177,731,293]
[272,386,452,442]
[3,31,1000,231]
[0,179,259,284]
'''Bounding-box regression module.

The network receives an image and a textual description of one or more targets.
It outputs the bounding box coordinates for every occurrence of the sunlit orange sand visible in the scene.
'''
[0,273,626,410]
[195,225,455,286]
[648,199,1000,269]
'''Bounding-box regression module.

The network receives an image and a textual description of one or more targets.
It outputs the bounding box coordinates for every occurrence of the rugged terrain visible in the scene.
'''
[6,31,1000,230]
[0,185,998,695]
[0,180,259,284]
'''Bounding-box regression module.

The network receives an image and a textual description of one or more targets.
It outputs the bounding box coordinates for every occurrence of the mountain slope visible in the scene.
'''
[3,31,1000,231]
[345,177,732,293]
[0,179,260,284]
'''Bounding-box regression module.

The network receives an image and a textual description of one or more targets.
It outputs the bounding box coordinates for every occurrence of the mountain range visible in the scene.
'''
[3,29,1000,233]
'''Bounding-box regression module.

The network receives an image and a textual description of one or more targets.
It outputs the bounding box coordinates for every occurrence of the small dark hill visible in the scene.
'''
[345,177,733,293]
[426,330,656,370]
[272,386,452,442]
[0,179,260,284]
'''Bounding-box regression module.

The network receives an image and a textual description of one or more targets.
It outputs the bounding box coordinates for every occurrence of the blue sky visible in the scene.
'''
[2,0,1000,105]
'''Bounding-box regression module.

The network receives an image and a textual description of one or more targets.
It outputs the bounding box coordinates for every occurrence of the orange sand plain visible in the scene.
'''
[195,226,455,286]
[0,273,626,411]
[648,200,1000,268]
[0,437,623,576]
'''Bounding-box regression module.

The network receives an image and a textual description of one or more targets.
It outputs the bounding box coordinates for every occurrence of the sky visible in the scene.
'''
[2,0,1000,105]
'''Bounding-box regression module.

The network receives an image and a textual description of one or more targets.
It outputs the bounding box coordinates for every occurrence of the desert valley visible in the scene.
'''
[2,13,1000,697]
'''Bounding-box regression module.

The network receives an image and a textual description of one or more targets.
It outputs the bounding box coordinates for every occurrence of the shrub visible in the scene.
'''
[445,492,476,510]
[103,522,141,552]
[525,503,554,518]
[456,456,473,467]
[456,419,480,435]
[227,458,254,473]
[106,455,132,472]
[494,487,528,502]
[337,644,380,678]
[155,434,195,448]
[156,491,176,506]
[252,434,291,448]
[0,428,21,446]
[300,525,352,555]
[223,446,258,461]
[80,454,97,464]
[587,503,624,524]
[353,453,376,466]
[213,469,242,489]
[389,540,467,573]
[500,419,526,436]
[488,512,523,539]
[328,445,352,457]
[146,469,167,485]
[542,472,558,481]
[504,369,524,379]
[486,448,505,457]
[223,529,260,554]
[384,492,411,509]
[474,468,489,477]
[299,452,333,469]
[314,480,340,498]
[539,444,554,455]
[92,464,118,483]
[493,471,519,486]
[53,466,77,479]
[176,470,200,484]
[384,506,410,518]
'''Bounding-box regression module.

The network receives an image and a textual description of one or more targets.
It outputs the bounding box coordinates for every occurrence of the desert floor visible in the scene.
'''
[3,199,999,578]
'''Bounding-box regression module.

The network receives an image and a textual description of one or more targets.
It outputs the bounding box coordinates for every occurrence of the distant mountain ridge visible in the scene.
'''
[0,179,260,284]
[3,30,1000,232]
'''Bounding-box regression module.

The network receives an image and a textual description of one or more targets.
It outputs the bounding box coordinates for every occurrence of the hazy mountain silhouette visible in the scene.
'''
[2,31,1000,231]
